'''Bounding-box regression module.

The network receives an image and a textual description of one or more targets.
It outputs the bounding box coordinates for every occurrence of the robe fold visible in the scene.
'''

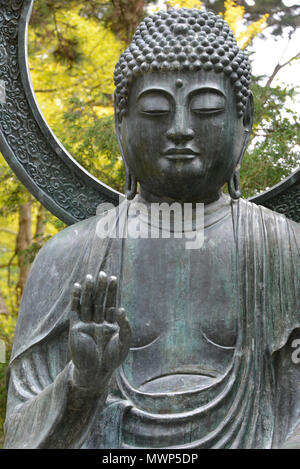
[4,198,300,449]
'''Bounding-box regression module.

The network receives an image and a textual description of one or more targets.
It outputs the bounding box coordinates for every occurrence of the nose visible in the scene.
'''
[166,105,195,144]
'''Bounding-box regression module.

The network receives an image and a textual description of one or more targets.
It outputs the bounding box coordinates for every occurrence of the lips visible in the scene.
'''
[163,148,199,160]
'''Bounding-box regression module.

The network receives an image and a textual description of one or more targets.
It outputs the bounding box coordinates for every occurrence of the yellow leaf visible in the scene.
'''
[166,0,202,9]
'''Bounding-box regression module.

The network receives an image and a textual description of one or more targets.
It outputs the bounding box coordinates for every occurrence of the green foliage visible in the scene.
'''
[202,0,300,37]
[28,0,125,187]
[55,105,125,192]
[241,79,300,197]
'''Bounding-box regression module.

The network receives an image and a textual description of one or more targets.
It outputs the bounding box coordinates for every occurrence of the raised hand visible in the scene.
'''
[68,271,131,391]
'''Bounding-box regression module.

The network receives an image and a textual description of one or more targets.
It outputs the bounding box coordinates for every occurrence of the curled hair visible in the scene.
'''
[114,8,251,120]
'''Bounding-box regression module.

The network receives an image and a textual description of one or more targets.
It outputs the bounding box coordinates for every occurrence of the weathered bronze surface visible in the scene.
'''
[3,7,300,449]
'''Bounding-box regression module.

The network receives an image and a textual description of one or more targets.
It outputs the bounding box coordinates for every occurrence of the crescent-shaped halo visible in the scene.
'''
[0,0,299,224]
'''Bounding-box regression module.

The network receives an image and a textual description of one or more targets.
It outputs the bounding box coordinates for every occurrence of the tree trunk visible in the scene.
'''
[109,0,147,43]
[35,203,46,247]
[0,291,9,315]
[16,202,32,306]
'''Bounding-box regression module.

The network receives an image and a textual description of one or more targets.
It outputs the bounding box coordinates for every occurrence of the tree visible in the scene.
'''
[202,0,300,37]
[82,0,154,44]
[241,79,299,198]
[28,1,125,188]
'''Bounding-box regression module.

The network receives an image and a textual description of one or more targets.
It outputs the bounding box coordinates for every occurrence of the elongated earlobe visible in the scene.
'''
[228,169,241,200]
[125,168,137,200]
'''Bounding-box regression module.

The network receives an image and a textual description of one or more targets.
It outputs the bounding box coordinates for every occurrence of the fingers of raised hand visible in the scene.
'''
[70,282,82,325]
[70,275,131,371]
[95,272,117,324]
[71,283,81,312]
[93,271,108,323]
[104,276,117,323]
[116,307,132,350]
[80,274,94,321]
[71,272,118,324]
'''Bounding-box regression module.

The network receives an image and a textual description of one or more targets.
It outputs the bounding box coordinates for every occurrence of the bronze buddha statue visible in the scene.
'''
[4,8,300,449]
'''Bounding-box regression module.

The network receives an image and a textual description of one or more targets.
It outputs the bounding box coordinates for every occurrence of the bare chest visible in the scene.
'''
[120,219,237,390]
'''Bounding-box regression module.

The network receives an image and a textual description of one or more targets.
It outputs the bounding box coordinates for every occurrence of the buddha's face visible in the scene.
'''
[117,70,252,203]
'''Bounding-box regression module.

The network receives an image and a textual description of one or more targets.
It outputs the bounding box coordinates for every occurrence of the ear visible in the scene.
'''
[228,92,254,200]
[243,91,254,145]
[236,91,254,169]
[114,92,137,199]
[114,91,123,153]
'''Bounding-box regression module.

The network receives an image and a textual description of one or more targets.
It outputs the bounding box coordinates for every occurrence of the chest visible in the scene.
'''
[121,231,237,346]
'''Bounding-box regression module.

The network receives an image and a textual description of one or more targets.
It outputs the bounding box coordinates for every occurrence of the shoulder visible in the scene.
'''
[24,214,104,299]
[39,215,98,259]
[34,204,118,267]
[240,198,299,227]
[29,199,126,283]
[23,215,99,292]
[239,198,300,256]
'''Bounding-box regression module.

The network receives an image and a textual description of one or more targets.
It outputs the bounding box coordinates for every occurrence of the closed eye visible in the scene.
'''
[138,93,171,117]
[190,90,226,116]
[192,107,225,115]
[140,109,170,116]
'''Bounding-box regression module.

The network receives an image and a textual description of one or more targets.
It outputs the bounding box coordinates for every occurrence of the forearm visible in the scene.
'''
[4,361,109,449]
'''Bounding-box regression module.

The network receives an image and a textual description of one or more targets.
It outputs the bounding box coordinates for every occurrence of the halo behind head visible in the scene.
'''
[114,8,251,121]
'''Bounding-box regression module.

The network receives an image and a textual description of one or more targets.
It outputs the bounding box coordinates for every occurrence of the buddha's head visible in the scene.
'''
[114,8,254,203]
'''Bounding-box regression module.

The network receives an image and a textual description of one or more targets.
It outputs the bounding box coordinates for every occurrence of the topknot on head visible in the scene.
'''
[114,8,251,120]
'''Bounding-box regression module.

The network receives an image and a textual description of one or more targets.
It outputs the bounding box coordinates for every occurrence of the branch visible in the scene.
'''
[0,228,17,235]
[34,88,58,93]
[52,7,62,44]
[266,51,300,88]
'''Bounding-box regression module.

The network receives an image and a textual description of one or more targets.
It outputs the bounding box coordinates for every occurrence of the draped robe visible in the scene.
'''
[4,197,300,449]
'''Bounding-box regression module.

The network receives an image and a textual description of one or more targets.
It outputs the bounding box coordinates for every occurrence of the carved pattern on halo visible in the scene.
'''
[263,181,300,223]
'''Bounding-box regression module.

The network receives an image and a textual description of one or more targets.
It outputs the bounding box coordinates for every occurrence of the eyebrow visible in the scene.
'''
[137,86,226,101]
